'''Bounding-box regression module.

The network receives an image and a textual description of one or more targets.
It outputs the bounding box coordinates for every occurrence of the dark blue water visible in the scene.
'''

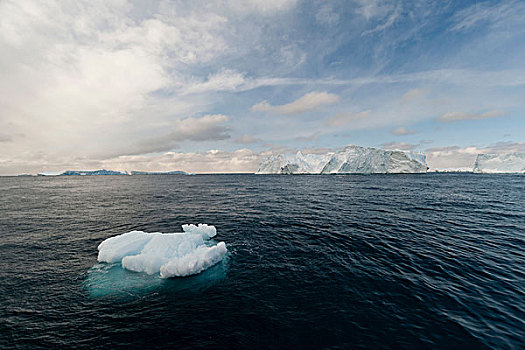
[1,174,524,349]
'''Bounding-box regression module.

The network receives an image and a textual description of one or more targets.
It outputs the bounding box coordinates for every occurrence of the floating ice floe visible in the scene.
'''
[97,224,227,278]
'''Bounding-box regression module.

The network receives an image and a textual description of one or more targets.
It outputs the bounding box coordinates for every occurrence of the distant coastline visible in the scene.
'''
[15,169,193,177]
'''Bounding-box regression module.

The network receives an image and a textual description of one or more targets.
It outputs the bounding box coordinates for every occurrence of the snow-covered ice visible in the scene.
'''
[256,145,428,174]
[256,152,332,174]
[97,224,227,278]
[473,153,525,173]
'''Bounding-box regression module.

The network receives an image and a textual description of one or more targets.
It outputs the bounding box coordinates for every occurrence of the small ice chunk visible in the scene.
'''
[160,242,227,278]
[182,224,217,239]
[121,233,204,275]
[97,225,227,278]
[97,231,161,263]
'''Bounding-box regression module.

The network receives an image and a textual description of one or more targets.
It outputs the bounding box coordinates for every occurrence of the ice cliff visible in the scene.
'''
[473,153,525,173]
[256,145,428,174]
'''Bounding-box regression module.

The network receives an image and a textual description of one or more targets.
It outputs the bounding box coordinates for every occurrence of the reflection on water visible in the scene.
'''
[85,256,229,298]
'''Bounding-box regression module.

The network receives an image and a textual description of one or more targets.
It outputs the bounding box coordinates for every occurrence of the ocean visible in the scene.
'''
[0,174,523,349]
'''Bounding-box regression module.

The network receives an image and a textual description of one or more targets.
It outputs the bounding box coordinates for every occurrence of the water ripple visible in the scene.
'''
[0,174,523,349]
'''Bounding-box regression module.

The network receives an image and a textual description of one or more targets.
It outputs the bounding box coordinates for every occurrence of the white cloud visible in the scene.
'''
[450,0,525,32]
[187,68,525,95]
[171,114,230,141]
[278,44,306,68]
[362,5,402,36]
[0,0,234,167]
[184,69,246,94]
[380,142,417,150]
[316,5,339,26]
[391,127,417,135]
[235,135,262,144]
[355,0,392,20]
[295,132,320,142]
[0,148,262,175]
[436,110,507,122]
[99,148,261,174]
[251,92,339,115]
[401,88,427,101]
[225,0,297,15]
[325,110,371,127]
[132,114,231,156]
[0,133,12,142]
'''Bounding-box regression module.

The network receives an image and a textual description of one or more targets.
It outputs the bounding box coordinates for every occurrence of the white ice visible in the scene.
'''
[256,145,428,174]
[473,153,525,173]
[97,224,227,278]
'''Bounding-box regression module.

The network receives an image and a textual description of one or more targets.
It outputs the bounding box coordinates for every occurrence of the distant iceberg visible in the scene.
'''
[256,152,332,174]
[60,169,127,176]
[256,145,428,174]
[473,153,525,173]
[97,224,227,278]
[130,170,192,175]
[37,169,193,176]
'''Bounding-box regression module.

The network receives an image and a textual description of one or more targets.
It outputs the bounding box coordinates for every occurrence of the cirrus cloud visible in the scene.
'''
[325,110,371,127]
[436,110,507,122]
[251,91,339,115]
[380,141,418,150]
[391,126,418,135]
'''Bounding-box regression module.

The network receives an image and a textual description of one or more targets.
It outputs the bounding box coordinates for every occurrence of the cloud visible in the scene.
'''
[295,132,320,142]
[0,147,265,175]
[99,148,262,174]
[235,135,262,144]
[119,114,231,156]
[401,88,427,101]
[176,68,525,96]
[436,110,507,122]
[225,0,298,15]
[0,0,235,165]
[184,69,246,94]
[325,110,371,127]
[361,5,402,36]
[391,127,417,135]
[355,0,393,20]
[450,0,524,32]
[0,133,12,142]
[251,92,339,115]
[380,142,418,150]
[171,114,230,141]
[316,5,339,26]
[419,139,434,145]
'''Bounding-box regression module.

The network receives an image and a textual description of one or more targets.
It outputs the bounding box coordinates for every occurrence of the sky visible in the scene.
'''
[0,0,524,174]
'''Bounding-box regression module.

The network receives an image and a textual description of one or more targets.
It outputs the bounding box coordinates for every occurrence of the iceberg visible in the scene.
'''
[60,169,127,176]
[256,145,428,174]
[473,153,525,173]
[97,224,227,278]
[129,170,192,175]
[257,152,332,174]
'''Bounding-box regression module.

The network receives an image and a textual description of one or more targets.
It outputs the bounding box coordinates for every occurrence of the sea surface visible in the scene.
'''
[0,174,524,349]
